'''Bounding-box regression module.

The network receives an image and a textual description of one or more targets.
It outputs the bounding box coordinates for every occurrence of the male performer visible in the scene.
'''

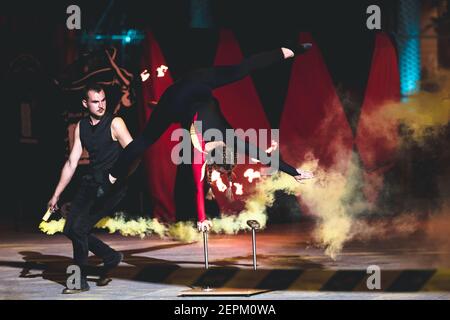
[48,83,133,294]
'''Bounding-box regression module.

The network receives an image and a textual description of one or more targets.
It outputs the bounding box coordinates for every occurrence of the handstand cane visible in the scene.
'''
[202,227,212,291]
[247,220,260,270]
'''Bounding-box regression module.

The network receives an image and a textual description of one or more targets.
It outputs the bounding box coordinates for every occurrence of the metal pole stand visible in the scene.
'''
[202,229,212,292]
[246,220,260,270]
[178,221,269,297]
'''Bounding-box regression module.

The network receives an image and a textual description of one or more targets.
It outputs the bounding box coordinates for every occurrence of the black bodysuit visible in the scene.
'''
[110,48,299,221]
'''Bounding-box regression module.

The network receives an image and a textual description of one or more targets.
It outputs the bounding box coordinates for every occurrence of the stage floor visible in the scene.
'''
[1,223,450,300]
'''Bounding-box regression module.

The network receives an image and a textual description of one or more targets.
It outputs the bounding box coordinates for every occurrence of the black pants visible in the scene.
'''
[63,174,127,275]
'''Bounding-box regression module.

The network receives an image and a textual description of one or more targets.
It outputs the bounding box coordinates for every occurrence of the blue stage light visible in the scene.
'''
[82,29,144,45]
[397,0,421,97]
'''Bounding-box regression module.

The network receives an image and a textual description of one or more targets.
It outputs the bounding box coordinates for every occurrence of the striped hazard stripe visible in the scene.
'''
[111,266,450,292]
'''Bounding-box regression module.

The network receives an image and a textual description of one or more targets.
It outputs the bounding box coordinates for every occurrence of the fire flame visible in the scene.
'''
[140,69,150,82]
[210,170,228,192]
[244,168,261,183]
[156,65,168,78]
[233,183,243,195]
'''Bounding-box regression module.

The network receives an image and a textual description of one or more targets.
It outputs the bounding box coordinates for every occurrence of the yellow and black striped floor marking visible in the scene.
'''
[110,266,450,292]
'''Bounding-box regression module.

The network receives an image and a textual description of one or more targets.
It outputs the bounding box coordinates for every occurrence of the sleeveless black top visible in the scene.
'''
[79,113,121,176]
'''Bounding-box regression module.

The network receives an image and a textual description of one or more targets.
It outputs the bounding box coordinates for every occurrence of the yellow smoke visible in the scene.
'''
[210,211,268,234]
[348,214,421,242]
[167,222,201,243]
[201,170,300,236]
[95,214,167,239]
[364,71,450,144]
[211,215,241,234]
[39,218,66,235]
[38,171,299,240]
[39,214,199,242]
[39,213,168,239]
[291,153,369,259]
[301,72,450,258]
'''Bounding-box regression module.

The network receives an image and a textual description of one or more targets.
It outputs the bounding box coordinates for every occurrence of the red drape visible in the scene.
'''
[139,31,179,221]
[280,32,400,205]
[280,32,354,171]
[355,33,401,202]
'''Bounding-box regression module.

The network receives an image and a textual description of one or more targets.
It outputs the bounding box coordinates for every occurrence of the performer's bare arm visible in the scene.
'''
[111,117,133,148]
[48,122,83,211]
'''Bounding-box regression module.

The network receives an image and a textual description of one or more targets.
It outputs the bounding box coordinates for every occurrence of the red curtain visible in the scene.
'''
[139,31,179,221]
[355,33,401,202]
[280,32,354,171]
[280,32,400,204]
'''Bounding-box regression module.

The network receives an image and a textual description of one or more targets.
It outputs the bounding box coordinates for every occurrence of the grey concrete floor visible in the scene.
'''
[1,223,450,300]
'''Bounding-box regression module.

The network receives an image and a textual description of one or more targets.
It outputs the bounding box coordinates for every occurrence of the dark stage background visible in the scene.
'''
[0,0,448,231]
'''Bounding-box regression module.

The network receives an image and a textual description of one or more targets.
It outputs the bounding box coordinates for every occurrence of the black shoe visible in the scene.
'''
[97,252,122,286]
[97,277,112,287]
[62,280,90,294]
[103,251,123,270]
[292,43,312,55]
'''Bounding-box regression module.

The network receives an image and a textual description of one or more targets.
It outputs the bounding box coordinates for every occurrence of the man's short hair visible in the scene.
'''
[82,83,104,101]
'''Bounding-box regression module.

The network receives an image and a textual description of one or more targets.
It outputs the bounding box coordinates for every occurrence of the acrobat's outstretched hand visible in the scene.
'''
[294,168,315,182]
[197,220,213,233]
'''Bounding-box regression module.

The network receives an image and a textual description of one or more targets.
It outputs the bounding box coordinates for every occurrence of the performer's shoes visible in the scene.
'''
[103,251,123,270]
[292,43,312,55]
[97,252,123,287]
[62,279,90,294]
[97,277,112,287]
